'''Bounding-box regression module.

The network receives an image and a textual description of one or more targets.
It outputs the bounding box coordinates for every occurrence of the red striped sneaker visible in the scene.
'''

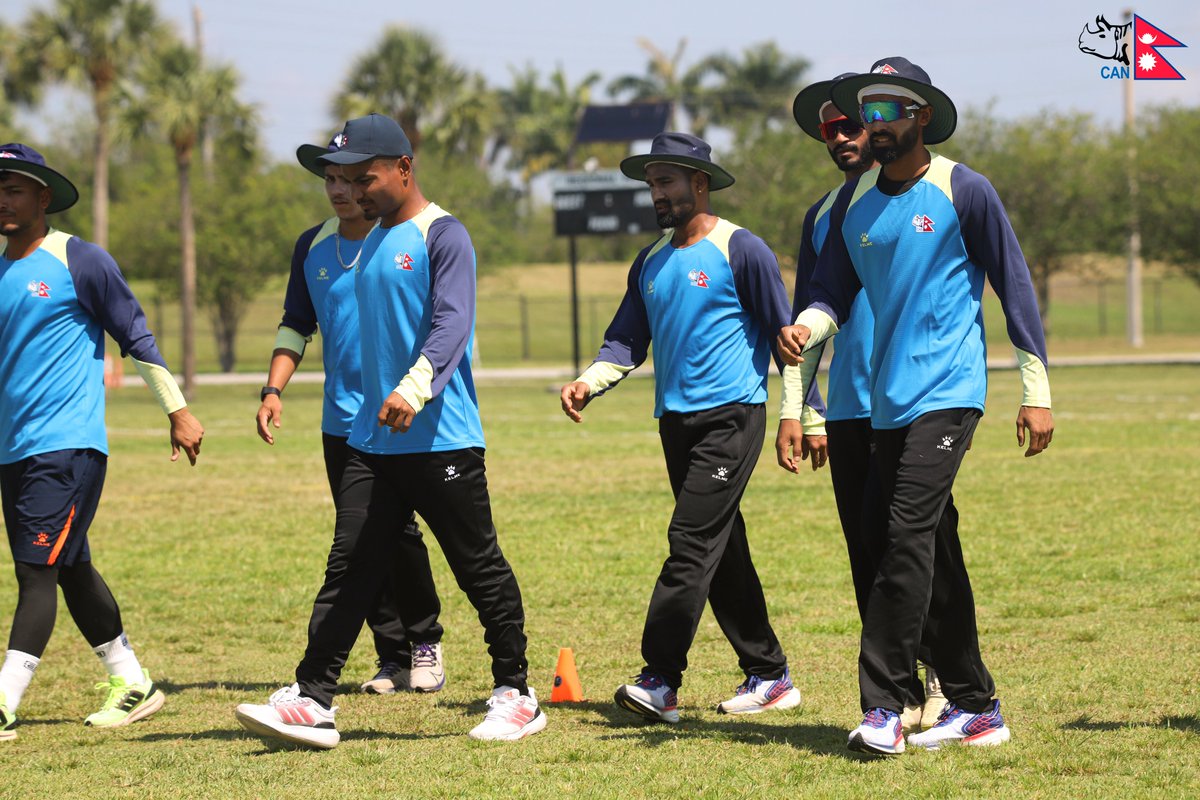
[468,686,547,741]
[234,684,339,749]
[716,667,802,715]
[907,699,1011,750]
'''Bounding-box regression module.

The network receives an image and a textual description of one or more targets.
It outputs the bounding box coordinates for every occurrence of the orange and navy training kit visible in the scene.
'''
[0,230,173,565]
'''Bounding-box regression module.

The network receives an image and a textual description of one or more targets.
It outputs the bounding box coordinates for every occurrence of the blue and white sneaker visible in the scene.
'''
[716,667,802,715]
[848,707,905,755]
[908,699,1011,750]
[614,672,679,723]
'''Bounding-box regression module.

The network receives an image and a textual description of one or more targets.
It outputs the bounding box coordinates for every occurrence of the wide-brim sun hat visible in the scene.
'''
[792,72,859,141]
[0,143,80,214]
[619,131,735,191]
[829,57,957,145]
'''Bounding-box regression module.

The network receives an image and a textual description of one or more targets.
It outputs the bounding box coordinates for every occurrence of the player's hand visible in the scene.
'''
[777,324,811,366]
[1016,405,1054,457]
[800,433,828,471]
[256,394,283,445]
[775,418,806,473]
[560,381,590,423]
[378,392,416,433]
[169,407,204,466]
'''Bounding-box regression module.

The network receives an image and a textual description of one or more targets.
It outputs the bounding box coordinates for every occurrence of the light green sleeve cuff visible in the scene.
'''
[274,326,311,357]
[794,307,839,344]
[779,365,805,420]
[577,361,635,396]
[394,355,434,414]
[132,358,187,415]
[1016,348,1052,408]
[800,405,827,437]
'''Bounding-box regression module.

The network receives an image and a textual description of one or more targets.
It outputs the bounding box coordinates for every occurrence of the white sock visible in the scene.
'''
[0,650,40,711]
[93,633,144,684]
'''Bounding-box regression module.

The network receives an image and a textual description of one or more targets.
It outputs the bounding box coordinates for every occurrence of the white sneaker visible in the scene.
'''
[468,686,547,741]
[921,664,949,731]
[716,668,802,715]
[847,707,905,755]
[614,672,679,724]
[908,700,1011,750]
[234,684,340,749]
[361,660,409,694]
[410,643,446,693]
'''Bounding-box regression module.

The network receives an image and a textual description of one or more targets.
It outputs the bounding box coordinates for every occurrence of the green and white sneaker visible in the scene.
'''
[84,669,165,728]
[0,691,16,741]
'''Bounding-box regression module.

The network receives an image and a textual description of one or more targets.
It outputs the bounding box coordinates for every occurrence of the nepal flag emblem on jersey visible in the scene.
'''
[395,252,414,271]
[687,269,710,288]
[26,280,50,298]
[912,214,935,233]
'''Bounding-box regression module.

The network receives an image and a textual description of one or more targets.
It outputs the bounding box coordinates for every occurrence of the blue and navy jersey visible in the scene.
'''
[596,219,791,417]
[349,203,485,454]
[793,185,873,422]
[0,230,170,463]
[280,218,369,437]
[808,155,1049,429]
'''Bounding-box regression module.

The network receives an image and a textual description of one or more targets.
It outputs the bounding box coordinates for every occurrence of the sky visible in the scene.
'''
[11,0,1199,160]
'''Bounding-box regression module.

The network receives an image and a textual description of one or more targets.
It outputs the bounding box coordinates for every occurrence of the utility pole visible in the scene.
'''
[1124,8,1144,347]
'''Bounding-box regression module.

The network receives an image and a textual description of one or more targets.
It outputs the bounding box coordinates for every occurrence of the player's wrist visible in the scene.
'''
[260,386,282,402]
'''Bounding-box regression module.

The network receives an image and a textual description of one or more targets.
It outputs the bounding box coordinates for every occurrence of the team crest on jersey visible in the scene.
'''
[26,280,50,298]
[688,269,710,288]
[317,266,330,280]
[912,214,935,233]
[395,252,414,271]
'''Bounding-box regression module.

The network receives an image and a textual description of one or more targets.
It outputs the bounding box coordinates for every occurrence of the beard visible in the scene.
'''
[869,124,919,165]
[655,191,697,229]
[828,141,872,172]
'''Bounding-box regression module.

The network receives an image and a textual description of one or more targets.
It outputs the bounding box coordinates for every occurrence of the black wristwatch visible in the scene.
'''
[261,386,282,402]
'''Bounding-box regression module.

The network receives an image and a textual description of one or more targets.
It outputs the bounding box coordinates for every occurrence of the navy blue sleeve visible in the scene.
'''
[790,195,826,321]
[730,228,791,373]
[594,246,653,369]
[67,238,168,368]
[424,216,477,398]
[952,164,1049,366]
[279,225,321,338]
[807,181,862,326]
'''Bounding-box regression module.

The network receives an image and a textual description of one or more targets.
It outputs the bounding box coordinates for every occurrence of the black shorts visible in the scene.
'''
[0,448,107,566]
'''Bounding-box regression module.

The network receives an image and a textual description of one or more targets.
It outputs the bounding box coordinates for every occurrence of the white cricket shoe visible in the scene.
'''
[410,643,446,693]
[614,672,680,723]
[716,667,802,715]
[234,684,340,750]
[468,686,547,741]
[848,707,905,755]
[908,700,1011,750]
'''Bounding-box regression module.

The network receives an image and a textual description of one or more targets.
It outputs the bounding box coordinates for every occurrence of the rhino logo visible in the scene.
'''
[1079,15,1131,65]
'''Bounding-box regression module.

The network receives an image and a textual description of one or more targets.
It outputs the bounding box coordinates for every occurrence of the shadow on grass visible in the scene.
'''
[1062,714,1200,734]
[136,727,459,752]
[155,679,284,694]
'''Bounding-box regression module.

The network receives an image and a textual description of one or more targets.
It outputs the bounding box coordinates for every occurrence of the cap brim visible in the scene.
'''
[830,74,957,145]
[619,155,736,191]
[0,160,79,214]
[318,150,387,166]
[296,144,332,178]
[792,79,838,141]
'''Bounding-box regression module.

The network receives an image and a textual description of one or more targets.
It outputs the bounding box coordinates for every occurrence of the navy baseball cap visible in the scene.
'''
[296,133,344,178]
[317,114,413,166]
[0,143,79,214]
[620,132,735,191]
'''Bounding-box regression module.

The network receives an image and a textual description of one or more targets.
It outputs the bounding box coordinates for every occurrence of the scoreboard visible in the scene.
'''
[552,170,658,237]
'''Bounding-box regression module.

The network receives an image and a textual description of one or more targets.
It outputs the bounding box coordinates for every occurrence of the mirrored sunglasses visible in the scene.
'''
[859,101,923,125]
[818,116,864,141]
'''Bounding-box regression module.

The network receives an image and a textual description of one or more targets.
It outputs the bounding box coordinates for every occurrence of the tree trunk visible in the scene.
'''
[211,293,240,373]
[1033,261,1052,338]
[177,148,197,400]
[92,85,111,249]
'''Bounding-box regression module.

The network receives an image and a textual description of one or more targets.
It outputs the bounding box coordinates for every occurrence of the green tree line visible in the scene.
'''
[2,2,1196,374]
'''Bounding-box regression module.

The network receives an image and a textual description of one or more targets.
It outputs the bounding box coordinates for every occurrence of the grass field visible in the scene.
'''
[1,365,1198,799]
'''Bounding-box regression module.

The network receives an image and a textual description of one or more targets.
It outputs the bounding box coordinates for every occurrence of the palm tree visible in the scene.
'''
[333,27,470,154]
[700,42,810,132]
[498,65,602,182]
[122,41,254,394]
[1,22,41,130]
[606,38,714,134]
[23,0,162,248]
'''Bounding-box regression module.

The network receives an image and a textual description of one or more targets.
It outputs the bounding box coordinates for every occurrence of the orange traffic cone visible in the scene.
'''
[549,647,585,703]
